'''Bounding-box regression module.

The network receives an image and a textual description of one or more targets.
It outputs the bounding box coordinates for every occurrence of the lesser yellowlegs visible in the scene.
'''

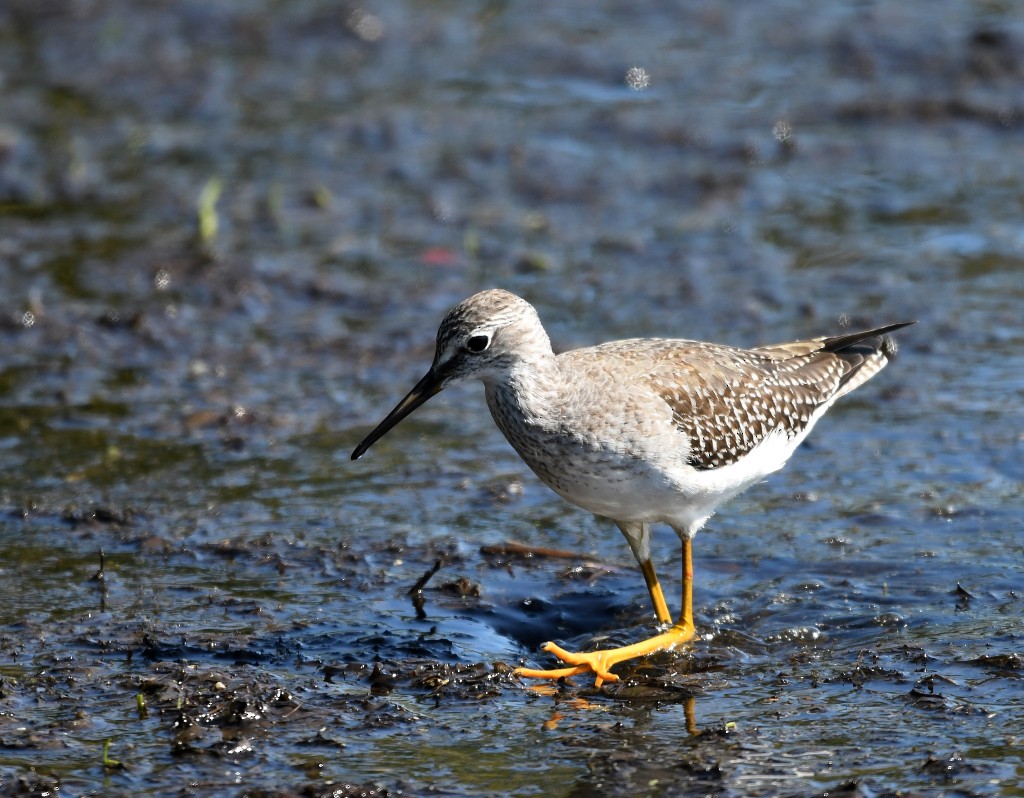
[352,289,913,686]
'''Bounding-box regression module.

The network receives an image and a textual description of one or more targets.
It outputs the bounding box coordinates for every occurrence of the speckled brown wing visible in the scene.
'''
[647,344,841,470]
[649,323,911,471]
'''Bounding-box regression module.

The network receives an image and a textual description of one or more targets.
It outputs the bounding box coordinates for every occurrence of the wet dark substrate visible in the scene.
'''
[1,504,1019,797]
[2,0,1023,794]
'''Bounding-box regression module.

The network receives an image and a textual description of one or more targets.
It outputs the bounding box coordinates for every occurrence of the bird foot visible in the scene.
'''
[513,643,621,686]
[514,624,696,688]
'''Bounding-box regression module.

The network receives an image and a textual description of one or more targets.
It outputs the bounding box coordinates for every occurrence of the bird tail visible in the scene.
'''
[823,321,915,398]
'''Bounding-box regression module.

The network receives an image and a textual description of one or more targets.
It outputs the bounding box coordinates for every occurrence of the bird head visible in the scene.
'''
[351,289,550,459]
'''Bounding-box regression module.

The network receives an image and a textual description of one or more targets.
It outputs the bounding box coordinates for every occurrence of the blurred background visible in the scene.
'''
[1,1,1021,796]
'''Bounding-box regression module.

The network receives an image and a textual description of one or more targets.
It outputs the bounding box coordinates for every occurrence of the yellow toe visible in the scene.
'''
[515,624,695,687]
[512,662,592,681]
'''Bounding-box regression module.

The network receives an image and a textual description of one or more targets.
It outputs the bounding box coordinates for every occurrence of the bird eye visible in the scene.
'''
[465,334,490,353]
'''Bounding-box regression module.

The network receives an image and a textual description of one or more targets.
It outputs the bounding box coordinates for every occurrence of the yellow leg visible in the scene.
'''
[515,538,695,687]
[640,558,672,625]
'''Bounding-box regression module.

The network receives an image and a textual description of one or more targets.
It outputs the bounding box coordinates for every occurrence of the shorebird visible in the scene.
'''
[351,289,913,686]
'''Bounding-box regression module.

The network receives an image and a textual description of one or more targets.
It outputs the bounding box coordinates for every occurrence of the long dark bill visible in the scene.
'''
[351,369,444,460]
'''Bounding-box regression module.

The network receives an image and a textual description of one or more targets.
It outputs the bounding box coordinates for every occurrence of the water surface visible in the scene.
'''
[1,1,1022,795]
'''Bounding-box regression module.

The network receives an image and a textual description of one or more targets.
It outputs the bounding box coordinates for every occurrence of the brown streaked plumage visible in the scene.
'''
[352,289,914,686]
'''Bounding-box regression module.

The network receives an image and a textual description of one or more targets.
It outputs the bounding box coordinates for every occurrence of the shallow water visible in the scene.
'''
[1,1,1022,795]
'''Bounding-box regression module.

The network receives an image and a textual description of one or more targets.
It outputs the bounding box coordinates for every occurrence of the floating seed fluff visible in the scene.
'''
[352,289,913,686]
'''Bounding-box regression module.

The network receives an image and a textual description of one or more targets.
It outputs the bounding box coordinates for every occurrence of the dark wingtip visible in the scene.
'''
[823,320,917,353]
[861,320,917,338]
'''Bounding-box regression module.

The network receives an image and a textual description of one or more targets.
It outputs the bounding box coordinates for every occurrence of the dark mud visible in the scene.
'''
[1,1,1022,796]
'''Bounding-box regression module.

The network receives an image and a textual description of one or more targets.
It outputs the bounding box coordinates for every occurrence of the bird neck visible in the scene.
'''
[484,352,561,427]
